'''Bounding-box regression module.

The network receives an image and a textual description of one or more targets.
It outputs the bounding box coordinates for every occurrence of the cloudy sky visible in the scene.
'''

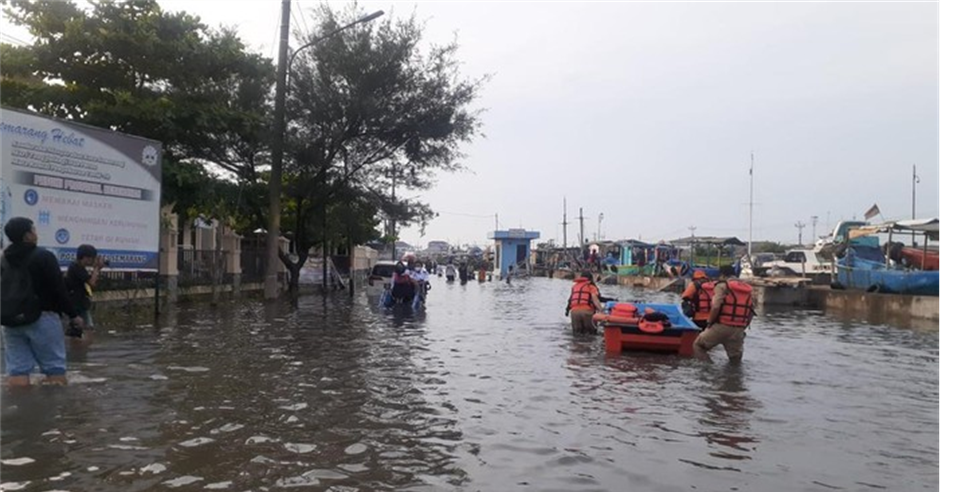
[3,1,941,247]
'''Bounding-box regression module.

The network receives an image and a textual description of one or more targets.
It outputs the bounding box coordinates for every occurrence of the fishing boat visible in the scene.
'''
[834,218,939,296]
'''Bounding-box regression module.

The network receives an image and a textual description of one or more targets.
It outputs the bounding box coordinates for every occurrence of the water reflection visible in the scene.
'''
[696,364,758,462]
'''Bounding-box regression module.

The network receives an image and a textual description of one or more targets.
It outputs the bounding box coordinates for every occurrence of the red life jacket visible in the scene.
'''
[566,278,598,312]
[702,280,754,327]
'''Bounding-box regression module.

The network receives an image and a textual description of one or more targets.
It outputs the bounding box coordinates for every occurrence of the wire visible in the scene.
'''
[296,0,312,36]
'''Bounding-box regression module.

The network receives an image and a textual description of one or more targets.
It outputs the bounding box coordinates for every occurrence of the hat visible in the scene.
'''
[692,270,706,280]
[4,217,34,244]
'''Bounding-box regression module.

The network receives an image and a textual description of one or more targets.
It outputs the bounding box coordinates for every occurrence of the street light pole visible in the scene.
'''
[263,7,384,299]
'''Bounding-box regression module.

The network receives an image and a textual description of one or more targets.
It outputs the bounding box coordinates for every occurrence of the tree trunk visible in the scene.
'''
[279,244,311,292]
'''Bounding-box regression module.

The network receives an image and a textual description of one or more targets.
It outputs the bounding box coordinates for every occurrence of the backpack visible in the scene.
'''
[1,251,42,327]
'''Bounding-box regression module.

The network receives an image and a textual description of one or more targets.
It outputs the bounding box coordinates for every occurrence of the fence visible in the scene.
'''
[177,249,225,287]
[95,270,158,292]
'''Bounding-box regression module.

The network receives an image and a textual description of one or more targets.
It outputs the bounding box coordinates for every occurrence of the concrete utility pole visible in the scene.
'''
[264,0,292,299]
[795,221,806,246]
[578,207,585,255]
[688,226,697,267]
[598,212,604,241]
[810,215,818,245]
[748,151,754,259]
[912,164,919,246]
[562,198,568,251]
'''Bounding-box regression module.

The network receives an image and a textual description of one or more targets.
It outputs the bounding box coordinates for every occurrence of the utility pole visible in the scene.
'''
[810,215,818,245]
[562,198,568,251]
[578,207,585,256]
[912,164,919,246]
[748,151,754,259]
[264,0,291,299]
[598,212,604,241]
[391,161,397,260]
[495,213,499,232]
[689,226,697,267]
[795,221,806,246]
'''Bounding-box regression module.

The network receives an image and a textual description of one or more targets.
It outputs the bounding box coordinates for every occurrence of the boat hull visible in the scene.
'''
[837,256,939,296]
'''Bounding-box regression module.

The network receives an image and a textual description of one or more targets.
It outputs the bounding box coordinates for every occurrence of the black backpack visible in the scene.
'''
[1,251,42,327]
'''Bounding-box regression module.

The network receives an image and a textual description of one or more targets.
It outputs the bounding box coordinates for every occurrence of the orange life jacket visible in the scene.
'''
[701,280,754,327]
[566,278,599,312]
[683,280,712,321]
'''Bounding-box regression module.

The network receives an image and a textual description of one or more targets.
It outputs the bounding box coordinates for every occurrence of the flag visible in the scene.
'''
[864,203,881,220]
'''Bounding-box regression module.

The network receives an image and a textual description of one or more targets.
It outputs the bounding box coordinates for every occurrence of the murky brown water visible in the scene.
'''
[1,277,938,491]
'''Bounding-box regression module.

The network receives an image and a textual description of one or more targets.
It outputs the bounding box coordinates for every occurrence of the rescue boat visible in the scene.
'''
[594,302,701,356]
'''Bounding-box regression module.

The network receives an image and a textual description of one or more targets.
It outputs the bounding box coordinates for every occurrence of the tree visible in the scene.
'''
[278,3,485,288]
[1,0,274,224]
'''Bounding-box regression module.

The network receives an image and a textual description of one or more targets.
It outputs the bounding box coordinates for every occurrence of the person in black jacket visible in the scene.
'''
[1,217,84,387]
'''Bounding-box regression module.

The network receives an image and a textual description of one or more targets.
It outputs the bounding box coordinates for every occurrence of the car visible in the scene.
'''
[368,260,397,297]
[760,249,833,276]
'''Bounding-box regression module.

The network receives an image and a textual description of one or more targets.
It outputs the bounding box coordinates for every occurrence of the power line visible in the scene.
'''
[296,0,312,36]
[0,33,30,46]
[290,6,304,38]
[433,210,495,219]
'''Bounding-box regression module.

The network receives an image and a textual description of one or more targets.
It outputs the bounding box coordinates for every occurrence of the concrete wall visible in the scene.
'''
[808,288,939,323]
[95,282,267,307]
[616,275,684,292]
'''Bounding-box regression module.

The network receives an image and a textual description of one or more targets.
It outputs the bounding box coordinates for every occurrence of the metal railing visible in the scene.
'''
[177,249,225,287]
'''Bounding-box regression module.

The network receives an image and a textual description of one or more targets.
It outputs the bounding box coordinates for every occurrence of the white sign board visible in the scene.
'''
[1,107,162,270]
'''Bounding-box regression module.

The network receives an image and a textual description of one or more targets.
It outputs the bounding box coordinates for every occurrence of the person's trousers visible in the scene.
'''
[693,323,746,360]
[571,310,597,335]
[2,312,67,376]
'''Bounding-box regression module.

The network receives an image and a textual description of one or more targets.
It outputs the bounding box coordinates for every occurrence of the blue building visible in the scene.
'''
[489,229,540,279]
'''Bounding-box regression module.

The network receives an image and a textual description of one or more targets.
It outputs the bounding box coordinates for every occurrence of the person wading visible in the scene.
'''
[1,217,85,387]
[565,272,604,335]
[693,265,755,363]
[681,269,712,329]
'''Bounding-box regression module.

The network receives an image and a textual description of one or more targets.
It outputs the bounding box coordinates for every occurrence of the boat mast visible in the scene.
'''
[748,151,754,259]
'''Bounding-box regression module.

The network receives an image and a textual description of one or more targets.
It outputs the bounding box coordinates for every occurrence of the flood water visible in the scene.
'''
[1,277,938,491]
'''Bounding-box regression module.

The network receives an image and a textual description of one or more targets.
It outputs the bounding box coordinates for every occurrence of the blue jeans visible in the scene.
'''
[2,312,67,377]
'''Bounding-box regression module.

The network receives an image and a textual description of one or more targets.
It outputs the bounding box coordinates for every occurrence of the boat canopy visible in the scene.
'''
[848,218,939,241]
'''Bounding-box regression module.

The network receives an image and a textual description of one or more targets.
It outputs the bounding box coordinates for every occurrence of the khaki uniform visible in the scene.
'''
[570,309,597,335]
[693,281,747,361]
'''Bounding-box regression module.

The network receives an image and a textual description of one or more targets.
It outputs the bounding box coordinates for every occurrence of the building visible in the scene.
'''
[488,229,540,279]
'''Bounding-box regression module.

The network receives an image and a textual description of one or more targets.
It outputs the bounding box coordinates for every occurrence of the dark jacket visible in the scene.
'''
[2,243,78,318]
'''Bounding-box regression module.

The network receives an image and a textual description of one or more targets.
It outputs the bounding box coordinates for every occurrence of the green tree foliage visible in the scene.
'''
[279,3,485,284]
[1,0,274,223]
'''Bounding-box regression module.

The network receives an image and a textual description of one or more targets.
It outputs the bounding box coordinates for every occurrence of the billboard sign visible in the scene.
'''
[1,107,162,270]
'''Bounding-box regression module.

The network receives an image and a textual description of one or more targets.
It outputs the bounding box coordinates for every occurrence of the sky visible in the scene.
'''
[1,1,942,248]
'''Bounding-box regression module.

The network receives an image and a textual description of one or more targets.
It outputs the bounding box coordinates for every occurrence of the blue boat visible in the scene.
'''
[837,250,939,296]
[834,218,939,296]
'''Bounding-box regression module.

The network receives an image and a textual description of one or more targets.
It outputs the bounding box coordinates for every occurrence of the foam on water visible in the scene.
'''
[283,443,316,454]
[1,458,35,466]
[178,437,214,447]
[162,476,203,487]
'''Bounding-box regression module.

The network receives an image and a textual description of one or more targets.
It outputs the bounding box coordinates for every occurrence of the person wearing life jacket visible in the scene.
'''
[681,269,711,328]
[693,265,755,363]
[564,272,604,335]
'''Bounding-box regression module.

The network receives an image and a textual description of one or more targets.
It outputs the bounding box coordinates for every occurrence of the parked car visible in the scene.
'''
[368,261,397,297]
